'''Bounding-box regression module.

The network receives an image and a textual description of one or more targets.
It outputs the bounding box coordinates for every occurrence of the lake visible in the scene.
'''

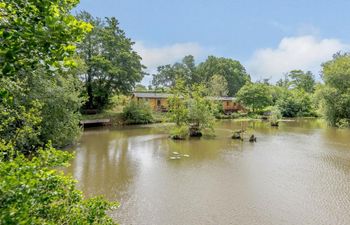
[65,119,350,225]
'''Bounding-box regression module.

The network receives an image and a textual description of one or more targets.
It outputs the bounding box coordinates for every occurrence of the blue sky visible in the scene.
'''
[75,0,350,84]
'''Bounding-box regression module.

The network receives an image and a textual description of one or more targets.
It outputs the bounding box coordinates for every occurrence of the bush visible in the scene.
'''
[336,119,350,128]
[122,100,154,124]
[170,125,188,140]
[276,89,314,117]
[0,143,118,225]
[268,106,282,125]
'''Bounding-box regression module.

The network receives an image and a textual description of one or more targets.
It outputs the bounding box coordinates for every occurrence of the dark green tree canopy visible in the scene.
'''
[287,70,316,93]
[152,55,250,96]
[152,55,198,88]
[0,0,90,149]
[317,53,350,126]
[197,56,251,96]
[77,11,145,110]
[236,82,272,112]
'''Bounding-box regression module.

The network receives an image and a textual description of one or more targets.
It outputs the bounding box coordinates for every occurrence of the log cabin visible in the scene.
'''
[132,92,244,113]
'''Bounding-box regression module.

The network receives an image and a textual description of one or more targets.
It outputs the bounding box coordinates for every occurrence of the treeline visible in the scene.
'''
[152,55,250,96]
[149,54,350,127]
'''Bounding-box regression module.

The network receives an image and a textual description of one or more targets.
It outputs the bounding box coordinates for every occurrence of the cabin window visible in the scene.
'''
[157,99,161,106]
[226,101,229,106]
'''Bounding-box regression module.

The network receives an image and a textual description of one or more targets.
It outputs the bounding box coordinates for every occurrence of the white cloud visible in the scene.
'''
[247,35,349,81]
[133,42,206,85]
[134,42,205,71]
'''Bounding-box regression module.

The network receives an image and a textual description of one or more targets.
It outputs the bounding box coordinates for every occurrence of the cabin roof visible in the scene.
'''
[133,92,172,99]
[133,92,236,101]
[207,96,237,101]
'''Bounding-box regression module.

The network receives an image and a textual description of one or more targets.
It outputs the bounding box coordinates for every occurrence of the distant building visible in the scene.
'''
[207,96,244,113]
[132,92,172,112]
[132,92,244,113]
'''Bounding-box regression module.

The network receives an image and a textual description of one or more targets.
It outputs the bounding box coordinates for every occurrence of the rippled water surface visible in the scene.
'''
[65,119,350,225]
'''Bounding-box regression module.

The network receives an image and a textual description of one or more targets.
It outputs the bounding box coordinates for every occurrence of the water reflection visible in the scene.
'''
[65,119,350,225]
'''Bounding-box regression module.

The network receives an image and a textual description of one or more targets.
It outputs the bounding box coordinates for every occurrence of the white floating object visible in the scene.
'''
[170,157,177,160]
[172,152,179,155]
[176,156,181,159]
[183,154,190,157]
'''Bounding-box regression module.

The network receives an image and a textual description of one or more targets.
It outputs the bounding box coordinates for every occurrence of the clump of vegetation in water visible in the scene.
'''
[122,100,154,125]
[167,80,215,139]
[170,125,188,140]
[267,106,282,126]
[187,85,215,137]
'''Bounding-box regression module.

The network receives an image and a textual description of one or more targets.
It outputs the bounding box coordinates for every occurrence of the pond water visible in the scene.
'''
[65,119,350,225]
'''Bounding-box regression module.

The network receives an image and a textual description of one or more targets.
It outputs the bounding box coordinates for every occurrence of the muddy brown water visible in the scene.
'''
[65,119,350,225]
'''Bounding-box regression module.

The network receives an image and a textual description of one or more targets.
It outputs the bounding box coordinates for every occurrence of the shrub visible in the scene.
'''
[122,100,154,124]
[170,125,188,140]
[0,143,118,225]
[268,106,282,125]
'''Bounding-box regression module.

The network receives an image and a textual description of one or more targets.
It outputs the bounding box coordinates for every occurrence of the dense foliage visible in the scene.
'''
[152,55,198,89]
[317,53,350,127]
[208,74,229,97]
[236,83,272,113]
[0,0,90,149]
[167,80,215,138]
[77,11,144,110]
[152,55,250,96]
[0,143,117,225]
[276,89,314,117]
[122,100,154,125]
[0,1,117,224]
[197,56,251,96]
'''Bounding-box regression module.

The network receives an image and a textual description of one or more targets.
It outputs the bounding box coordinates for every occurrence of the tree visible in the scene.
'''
[317,53,350,127]
[0,0,91,149]
[77,11,144,110]
[0,143,117,225]
[152,55,197,89]
[287,70,316,93]
[197,56,251,96]
[122,100,154,125]
[276,89,314,117]
[276,74,290,88]
[167,80,215,138]
[236,83,272,113]
[0,78,42,154]
[168,79,189,127]
[209,74,229,97]
[0,2,116,224]
[134,84,147,92]
[187,85,215,136]
[1,0,91,78]
[167,80,189,139]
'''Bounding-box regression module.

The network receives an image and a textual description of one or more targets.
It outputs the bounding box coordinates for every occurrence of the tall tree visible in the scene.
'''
[197,56,251,96]
[209,74,229,96]
[236,83,272,113]
[317,53,350,127]
[0,0,91,149]
[152,55,197,88]
[287,70,316,93]
[77,11,145,110]
[0,1,117,224]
